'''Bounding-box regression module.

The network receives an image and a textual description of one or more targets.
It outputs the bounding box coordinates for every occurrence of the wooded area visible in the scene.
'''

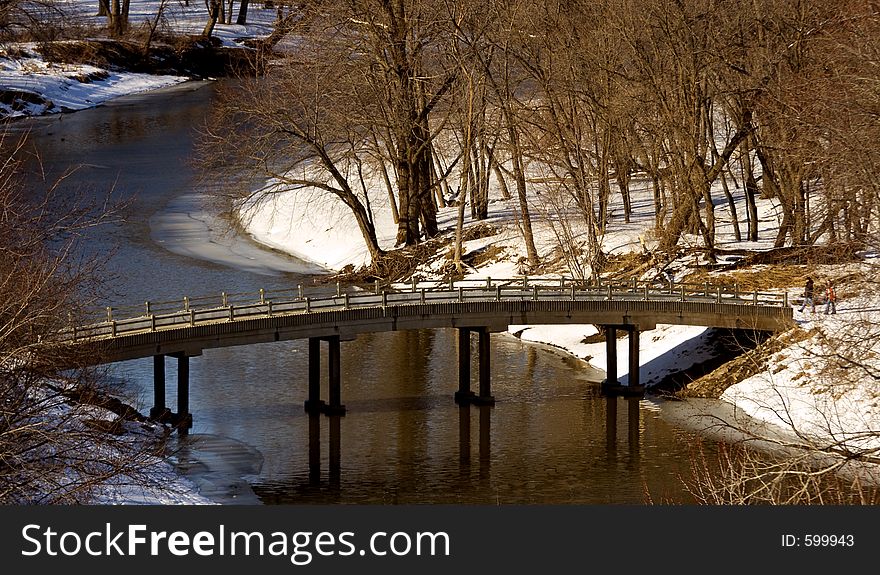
[5,1,874,274]
[196,0,880,277]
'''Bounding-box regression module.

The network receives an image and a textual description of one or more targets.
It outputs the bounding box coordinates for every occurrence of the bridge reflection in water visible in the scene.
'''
[284,397,642,494]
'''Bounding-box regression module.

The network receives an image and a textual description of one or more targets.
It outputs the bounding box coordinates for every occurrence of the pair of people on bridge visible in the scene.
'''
[799,277,837,315]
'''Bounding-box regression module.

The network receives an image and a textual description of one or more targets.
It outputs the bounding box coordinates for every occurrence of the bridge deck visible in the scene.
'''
[66,278,795,364]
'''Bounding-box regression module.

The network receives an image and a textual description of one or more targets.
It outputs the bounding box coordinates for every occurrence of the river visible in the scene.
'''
[14,81,722,504]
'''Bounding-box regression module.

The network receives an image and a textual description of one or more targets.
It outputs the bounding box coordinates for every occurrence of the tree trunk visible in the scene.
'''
[596,136,611,233]
[651,172,663,229]
[708,120,740,242]
[473,139,488,221]
[742,145,759,242]
[493,162,510,201]
[372,133,399,225]
[427,142,446,209]
[720,170,742,243]
[386,1,442,246]
[432,147,452,205]
[418,134,439,238]
[203,0,222,38]
[313,148,384,265]
[793,179,808,245]
[614,166,632,224]
[612,143,633,223]
[701,181,717,256]
[236,0,250,25]
[506,125,538,267]
[453,141,472,273]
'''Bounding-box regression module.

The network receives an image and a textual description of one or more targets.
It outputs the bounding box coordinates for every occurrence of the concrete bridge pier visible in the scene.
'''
[454,328,495,406]
[304,336,346,416]
[171,353,194,433]
[149,355,170,422]
[325,336,346,416]
[455,328,476,404]
[600,326,646,397]
[474,329,495,405]
[148,353,194,433]
[149,353,194,433]
[304,338,326,414]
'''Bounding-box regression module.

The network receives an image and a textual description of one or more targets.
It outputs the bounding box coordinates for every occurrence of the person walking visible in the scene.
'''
[825,282,837,315]
[799,276,816,313]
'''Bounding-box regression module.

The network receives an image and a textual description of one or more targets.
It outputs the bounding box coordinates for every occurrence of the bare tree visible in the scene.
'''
[201,0,468,273]
[199,40,386,265]
[2,0,83,42]
[467,0,540,268]
[0,133,171,503]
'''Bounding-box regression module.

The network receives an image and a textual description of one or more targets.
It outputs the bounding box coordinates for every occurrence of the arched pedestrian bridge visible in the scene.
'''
[67,277,795,432]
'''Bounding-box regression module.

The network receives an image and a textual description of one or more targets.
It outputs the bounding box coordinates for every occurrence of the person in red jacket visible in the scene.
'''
[824,282,837,315]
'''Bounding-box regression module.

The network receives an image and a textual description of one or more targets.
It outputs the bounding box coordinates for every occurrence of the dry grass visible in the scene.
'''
[682,265,816,291]
[682,265,863,297]
[677,327,814,399]
[602,251,651,278]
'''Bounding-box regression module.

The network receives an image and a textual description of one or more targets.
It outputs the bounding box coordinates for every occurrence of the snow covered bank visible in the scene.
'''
[0,44,189,118]
[10,382,214,505]
[236,153,880,464]
[0,1,279,119]
[721,289,880,454]
[238,180,400,271]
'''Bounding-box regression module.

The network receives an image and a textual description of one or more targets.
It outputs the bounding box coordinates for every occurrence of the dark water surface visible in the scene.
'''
[15,82,717,504]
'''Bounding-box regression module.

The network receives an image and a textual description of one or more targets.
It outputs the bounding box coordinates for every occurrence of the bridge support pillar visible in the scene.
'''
[454,328,475,404]
[303,336,346,416]
[601,326,645,397]
[173,354,193,434]
[149,355,170,422]
[627,328,643,395]
[304,338,326,414]
[472,328,495,406]
[601,327,619,395]
[456,328,494,405]
[324,336,346,416]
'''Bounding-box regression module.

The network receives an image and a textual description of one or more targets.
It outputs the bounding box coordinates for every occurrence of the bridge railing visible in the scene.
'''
[66,277,791,341]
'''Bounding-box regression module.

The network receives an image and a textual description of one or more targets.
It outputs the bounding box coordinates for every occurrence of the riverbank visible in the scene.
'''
[0,1,276,119]
[237,156,880,469]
